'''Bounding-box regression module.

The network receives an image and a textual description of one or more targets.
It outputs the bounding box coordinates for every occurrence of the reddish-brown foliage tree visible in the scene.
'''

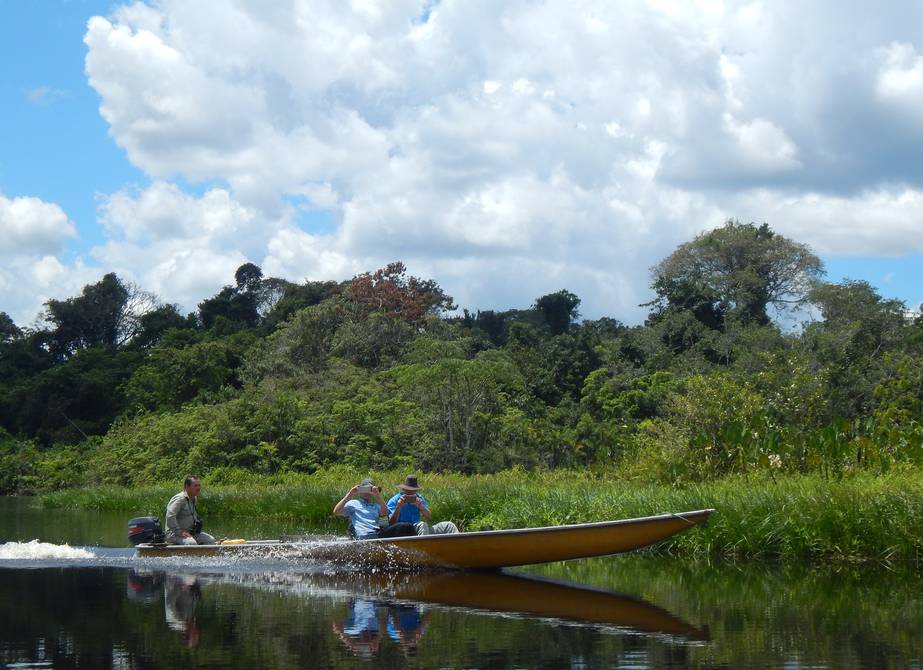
[347,262,455,323]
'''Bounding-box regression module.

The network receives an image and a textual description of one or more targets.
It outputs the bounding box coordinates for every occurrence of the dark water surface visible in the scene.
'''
[1,497,920,669]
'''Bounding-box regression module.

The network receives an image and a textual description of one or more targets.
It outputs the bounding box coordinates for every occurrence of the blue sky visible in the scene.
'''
[1,1,139,251]
[1,0,922,327]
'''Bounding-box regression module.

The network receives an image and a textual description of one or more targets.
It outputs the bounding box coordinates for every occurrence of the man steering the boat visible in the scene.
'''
[165,476,216,545]
[386,475,459,536]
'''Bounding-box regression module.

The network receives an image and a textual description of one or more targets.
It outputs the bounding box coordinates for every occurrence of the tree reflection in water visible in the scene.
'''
[1,559,918,669]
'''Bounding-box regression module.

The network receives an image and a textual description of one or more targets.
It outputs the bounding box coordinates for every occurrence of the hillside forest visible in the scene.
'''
[1,220,922,494]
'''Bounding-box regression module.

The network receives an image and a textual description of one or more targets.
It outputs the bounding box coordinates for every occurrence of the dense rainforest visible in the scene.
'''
[1,220,922,494]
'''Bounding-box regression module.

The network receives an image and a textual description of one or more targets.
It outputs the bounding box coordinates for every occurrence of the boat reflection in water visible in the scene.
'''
[127,567,705,658]
[387,570,707,639]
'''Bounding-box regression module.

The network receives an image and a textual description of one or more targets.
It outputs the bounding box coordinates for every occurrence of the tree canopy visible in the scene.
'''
[41,273,161,358]
[1,224,920,494]
[347,261,456,323]
[0,312,21,344]
[649,220,824,328]
[535,290,581,335]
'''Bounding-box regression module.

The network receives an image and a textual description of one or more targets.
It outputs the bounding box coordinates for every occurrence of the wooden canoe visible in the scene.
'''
[134,509,714,568]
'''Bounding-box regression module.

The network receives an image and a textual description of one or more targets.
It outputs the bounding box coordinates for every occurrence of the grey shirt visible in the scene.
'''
[165,491,200,539]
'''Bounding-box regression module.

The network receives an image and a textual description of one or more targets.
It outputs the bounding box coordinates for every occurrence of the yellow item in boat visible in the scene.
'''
[220,538,247,545]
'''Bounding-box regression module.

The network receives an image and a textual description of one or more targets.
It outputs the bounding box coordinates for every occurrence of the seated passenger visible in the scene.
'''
[387,475,459,535]
[334,478,416,539]
[165,476,216,546]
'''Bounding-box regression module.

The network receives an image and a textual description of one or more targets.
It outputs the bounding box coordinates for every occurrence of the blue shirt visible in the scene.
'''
[343,498,383,538]
[343,598,379,636]
[387,605,423,642]
[386,493,429,524]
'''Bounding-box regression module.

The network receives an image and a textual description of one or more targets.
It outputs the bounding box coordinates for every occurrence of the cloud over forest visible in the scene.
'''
[5,0,923,324]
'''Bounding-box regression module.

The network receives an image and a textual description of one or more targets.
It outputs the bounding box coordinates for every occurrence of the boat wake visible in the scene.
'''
[0,538,394,573]
[0,540,96,561]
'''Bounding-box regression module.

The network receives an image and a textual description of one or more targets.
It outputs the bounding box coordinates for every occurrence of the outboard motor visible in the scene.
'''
[128,516,165,546]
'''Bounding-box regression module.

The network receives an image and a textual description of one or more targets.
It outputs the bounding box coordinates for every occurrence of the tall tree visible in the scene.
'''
[805,279,909,417]
[347,262,456,323]
[130,304,194,348]
[263,279,338,327]
[534,290,581,336]
[42,273,158,357]
[198,285,259,331]
[199,263,299,331]
[234,262,263,292]
[650,220,824,328]
[0,312,21,344]
[464,309,509,346]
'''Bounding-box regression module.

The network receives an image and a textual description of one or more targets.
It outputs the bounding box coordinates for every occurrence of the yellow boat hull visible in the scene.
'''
[135,509,714,568]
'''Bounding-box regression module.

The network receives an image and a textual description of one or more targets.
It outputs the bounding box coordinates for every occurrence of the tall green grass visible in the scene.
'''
[38,466,922,561]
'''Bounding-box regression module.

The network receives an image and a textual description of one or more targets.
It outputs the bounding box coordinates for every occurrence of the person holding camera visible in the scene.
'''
[386,475,459,536]
[165,476,216,545]
[334,478,417,539]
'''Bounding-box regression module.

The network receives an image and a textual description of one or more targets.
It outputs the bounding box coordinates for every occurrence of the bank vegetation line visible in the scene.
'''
[3,222,923,498]
[39,467,923,562]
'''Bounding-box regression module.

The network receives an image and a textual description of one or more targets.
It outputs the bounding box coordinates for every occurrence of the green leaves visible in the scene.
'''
[2,242,922,495]
[652,220,823,328]
[122,333,249,412]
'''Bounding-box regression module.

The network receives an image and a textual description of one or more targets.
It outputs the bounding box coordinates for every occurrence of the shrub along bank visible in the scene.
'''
[38,466,923,562]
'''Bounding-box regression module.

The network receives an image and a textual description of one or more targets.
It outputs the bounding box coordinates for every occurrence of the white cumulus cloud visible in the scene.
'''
[0,193,77,259]
[727,187,923,256]
[26,0,917,323]
[0,194,94,326]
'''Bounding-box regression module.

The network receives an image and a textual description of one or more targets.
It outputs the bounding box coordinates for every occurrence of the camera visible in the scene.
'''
[357,485,374,495]
[191,520,203,535]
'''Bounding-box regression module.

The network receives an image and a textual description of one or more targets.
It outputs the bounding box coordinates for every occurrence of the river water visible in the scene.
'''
[0,497,920,669]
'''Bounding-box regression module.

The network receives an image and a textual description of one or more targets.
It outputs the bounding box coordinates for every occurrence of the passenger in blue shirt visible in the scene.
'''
[334,478,418,539]
[333,478,388,539]
[386,475,431,525]
[386,475,459,535]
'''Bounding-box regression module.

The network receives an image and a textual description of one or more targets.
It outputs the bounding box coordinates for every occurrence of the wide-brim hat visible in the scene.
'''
[400,475,420,491]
